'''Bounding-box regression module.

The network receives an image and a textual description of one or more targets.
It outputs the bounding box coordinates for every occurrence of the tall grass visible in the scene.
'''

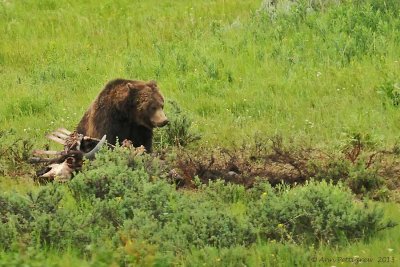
[1,0,400,148]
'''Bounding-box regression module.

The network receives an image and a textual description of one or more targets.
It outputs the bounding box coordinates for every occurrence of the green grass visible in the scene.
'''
[1,0,400,147]
[1,0,400,266]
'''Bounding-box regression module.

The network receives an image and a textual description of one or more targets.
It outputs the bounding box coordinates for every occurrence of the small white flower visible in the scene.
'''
[388,248,394,252]
[316,71,322,77]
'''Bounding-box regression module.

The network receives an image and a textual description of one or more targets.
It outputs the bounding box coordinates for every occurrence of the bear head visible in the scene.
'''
[126,80,169,129]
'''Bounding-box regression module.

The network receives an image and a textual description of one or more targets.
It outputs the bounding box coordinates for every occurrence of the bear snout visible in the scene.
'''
[158,119,169,127]
[151,108,169,127]
[153,118,169,127]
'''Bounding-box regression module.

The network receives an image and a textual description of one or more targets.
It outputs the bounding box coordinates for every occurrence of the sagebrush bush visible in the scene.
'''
[249,180,395,245]
[347,161,384,195]
[68,145,150,201]
[60,149,398,249]
[0,148,397,265]
[69,149,253,251]
[0,129,34,176]
[153,100,201,149]
[0,192,33,249]
[311,159,388,200]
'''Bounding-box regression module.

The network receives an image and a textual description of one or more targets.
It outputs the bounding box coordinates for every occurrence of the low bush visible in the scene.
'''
[0,148,397,265]
[153,100,201,149]
[0,129,34,177]
[248,180,396,245]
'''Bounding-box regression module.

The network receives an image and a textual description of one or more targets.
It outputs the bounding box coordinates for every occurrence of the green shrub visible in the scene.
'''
[378,80,400,107]
[0,192,33,249]
[0,186,95,252]
[68,149,398,250]
[0,129,34,177]
[0,222,18,251]
[249,180,395,245]
[347,161,384,195]
[309,132,390,200]
[153,100,201,149]
[311,158,389,200]
[119,193,254,251]
[70,150,253,251]
[0,148,396,262]
[200,179,248,204]
[68,146,150,201]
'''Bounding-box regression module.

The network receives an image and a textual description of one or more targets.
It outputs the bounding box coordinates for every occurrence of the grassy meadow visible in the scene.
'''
[1,0,400,266]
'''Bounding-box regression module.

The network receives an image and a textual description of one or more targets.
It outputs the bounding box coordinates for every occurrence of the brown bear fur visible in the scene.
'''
[76,79,168,152]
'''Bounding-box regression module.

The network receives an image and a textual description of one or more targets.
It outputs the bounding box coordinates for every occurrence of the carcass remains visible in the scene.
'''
[30,128,107,183]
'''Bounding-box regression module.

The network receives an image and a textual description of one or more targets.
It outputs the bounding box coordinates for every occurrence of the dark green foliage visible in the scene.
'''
[0,129,34,176]
[0,146,397,266]
[310,158,350,184]
[0,185,95,251]
[154,100,201,149]
[0,193,32,249]
[311,157,388,200]
[367,0,400,15]
[378,80,400,107]
[347,162,385,195]
[308,132,395,200]
[2,148,396,256]
[249,180,396,245]
[69,148,252,251]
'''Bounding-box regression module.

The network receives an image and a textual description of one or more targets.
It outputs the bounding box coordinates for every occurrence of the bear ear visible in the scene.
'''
[126,82,135,90]
[147,80,157,89]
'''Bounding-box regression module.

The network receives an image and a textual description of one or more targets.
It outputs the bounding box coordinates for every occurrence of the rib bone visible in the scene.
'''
[57,128,72,135]
[46,134,66,145]
[52,131,69,139]
[33,150,64,156]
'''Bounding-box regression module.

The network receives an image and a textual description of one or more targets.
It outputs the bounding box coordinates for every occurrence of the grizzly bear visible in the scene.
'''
[76,79,168,152]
